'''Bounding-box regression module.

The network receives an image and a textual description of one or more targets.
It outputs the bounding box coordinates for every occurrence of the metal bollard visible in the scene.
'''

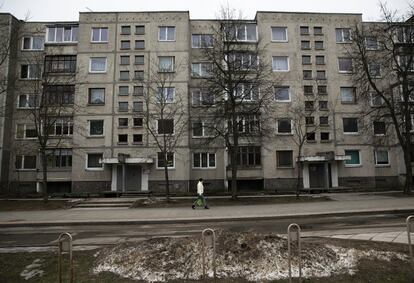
[201,228,216,279]
[407,216,414,268]
[58,232,73,283]
[287,223,302,283]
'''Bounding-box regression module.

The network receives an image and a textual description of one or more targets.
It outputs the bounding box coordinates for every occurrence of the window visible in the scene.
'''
[135,25,145,35]
[365,36,378,50]
[135,55,144,65]
[17,94,38,108]
[302,55,311,65]
[301,40,311,50]
[193,153,216,168]
[321,132,330,141]
[157,119,174,134]
[159,56,174,72]
[88,88,105,105]
[192,89,214,106]
[191,34,213,48]
[233,146,261,167]
[157,152,174,168]
[133,134,143,144]
[134,70,144,81]
[300,26,309,35]
[315,55,325,65]
[315,41,324,50]
[319,101,328,110]
[319,116,329,126]
[120,70,129,81]
[22,36,44,50]
[305,101,314,111]
[89,120,104,136]
[306,132,316,142]
[316,70,326,80]
[157,87,175,103]
[277,150,293,168]
[375,150,389,166]
[134,86,144,96]
[345,150,361,166]
[16,124,37,139]
[369,63,381,78]
[86,153,103,169]
[343,118,358,134]
[272,56,289,71]
[274,86,290,102]
[43,85,75,105]
[226,53,259,70]
[338,58,353,73]
[89,57,107,73]
[118,102,129,112]
[50,118,73,136]
[225,24,257,42]
[46,26,78,43]
[119,86,129,96]
[314,26,323,35]
[121,40,130,50]
[44,55,77,73]
[20,64,40,79]
[191,63,212,77]
[271,27,288,42]
[46,149,72,168]
[120,56,130,65]
[133,118,143,127]
[304,86,313,95]
[15,155,37,170]
[121,25,131,35]
[133,101,143,112]
[233,115,260,134]
[159,26,176,41]
[118,118,128,128]
[370,92,384,107]
[192,122,214,137]
[305,116,315,125]
[336,28,352,43]
[91,27,108,42]
[303,70,312,80]
[318,86,327,95]
[234,84,259,101]
[135,40,145,49]
[118,134,128,144]
[373,121,386,135]
[277,119,292,134]
[340,87,356,104]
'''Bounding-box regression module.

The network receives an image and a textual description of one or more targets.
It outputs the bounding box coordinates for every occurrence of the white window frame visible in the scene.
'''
[49,118,73,137]
[274,86,291,102]
[365,36,379,50]
[21,36,44,50]
[88,120,104,137]
[343,118,359,135]
[191,34,213,48]
[272,56,289,72]
[192,152,216,169]
[192,122,214,138]
[234,83,259,102]
[375,150,390,166]
[90,27,108,43]
[158,26,176,41]
[15,124,37,140]
[17,94,38,109]
[191,63,212,77]
[271,27,288,42]
[158,56,175,72]
[20,64,40,79]
[15,155,37,170]
[156,87,175,103]
[344,150,361,167]
[156,152,175,169]
[46,26,78,43]
[276,118,293,135]
[338,58,353,73]
[192,89,215,106]
[336,28,352,43]
[88,88,105,105]
[230,24,258,42]
[89,57,107,73]
[340,87,356,104]
[85,153,104,170]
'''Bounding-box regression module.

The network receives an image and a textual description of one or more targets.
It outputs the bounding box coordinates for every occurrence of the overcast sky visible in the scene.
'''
[2,0,411,22]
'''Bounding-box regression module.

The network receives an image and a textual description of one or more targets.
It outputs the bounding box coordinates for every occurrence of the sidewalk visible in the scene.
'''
[0,192,413,226]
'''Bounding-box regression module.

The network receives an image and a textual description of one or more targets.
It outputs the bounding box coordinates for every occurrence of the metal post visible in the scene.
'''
[58,232,73,283]
[407,216,414,268]
[287,223,302,283]
[122,164,126,193]
[201,228,216,279]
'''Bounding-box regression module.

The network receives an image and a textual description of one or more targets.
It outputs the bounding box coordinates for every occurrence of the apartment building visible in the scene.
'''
[0,10,407,195]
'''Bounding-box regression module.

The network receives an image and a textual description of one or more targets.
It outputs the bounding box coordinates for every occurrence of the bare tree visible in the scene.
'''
[351,2,414,194]
[196,6,275,199]
[139,59,187,202]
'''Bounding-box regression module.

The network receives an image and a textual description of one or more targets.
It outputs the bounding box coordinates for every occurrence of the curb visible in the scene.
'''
[0,208,413,227]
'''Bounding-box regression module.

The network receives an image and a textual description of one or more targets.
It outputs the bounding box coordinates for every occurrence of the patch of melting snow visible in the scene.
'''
[93,231,408,283]
[20,259,44,280]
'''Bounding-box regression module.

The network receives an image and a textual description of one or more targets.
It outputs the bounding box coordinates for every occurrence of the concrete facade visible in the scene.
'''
[0,11,408,195]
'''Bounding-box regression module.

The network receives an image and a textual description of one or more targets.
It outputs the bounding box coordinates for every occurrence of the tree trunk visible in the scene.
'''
[231,149,238,200]
[296,158,301,199]
[41,150,48,202]
[404,149,412,195]
[164,162,170,203]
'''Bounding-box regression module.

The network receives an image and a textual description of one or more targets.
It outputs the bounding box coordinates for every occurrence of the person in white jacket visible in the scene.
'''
[192,178,209,209]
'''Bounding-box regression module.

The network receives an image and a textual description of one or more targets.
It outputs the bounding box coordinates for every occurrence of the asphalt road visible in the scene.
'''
[0,211,410,249]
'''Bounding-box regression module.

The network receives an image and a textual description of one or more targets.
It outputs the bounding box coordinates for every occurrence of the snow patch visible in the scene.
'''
[20,259,44,280]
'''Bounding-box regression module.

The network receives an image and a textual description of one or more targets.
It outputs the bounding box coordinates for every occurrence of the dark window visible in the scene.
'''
[121,26,131,35]
[157,119,174,134]
[305,101,314,110]
[277,119,291,134]
[46,149,72,168]
[135,55,144,65]
[315,41,324,50]
[373,121,386,135]
[300,26,309,35]
[118,102,129,112]
[15,155,37,169]
[133,101,143,112]
[277,150,293,167]
[134,86,144,96]
[157,152,174,168]
[134,70,144,80]
[89,120,104,135]
[135,25,145,35]
[321,132,330,141]
[133,118,143,127]
[315,55,325,65]
[314,26,323,35]
[232,146,261,167]
[318,86,327,95]
[302,55,311,65]
[320,116,329,126]
[44,85,75,105]
[343,118,358,133]
[133,134,143,143]
[319,101,328,110]
[135,40,145,49]
[304,86,313,95]
[301,40,310,50]
[338,58,353,72]
[118,134,128,144]
[87,153,103,168]
[118,118,128,127]
[316,70,326,80]
[303,70,312,80]
[193,153,216,168]
[120,40,130,49]
[44,55,76,73]
[192,122,203,137]
[305,116,314,125]
[306,132,316,141]
[120,55,130,65]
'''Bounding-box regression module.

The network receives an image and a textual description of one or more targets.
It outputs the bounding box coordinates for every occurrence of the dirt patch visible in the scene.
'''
[0,200,75,211]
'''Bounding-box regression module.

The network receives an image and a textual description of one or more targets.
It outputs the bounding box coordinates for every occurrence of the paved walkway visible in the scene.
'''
[0,192,413,226]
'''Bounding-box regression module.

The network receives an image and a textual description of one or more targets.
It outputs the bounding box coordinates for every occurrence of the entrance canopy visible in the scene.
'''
[299,155,351,162]
[100,157,153,164]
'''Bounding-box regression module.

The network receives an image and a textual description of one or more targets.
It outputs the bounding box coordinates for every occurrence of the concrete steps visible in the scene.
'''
[71,200,134,209]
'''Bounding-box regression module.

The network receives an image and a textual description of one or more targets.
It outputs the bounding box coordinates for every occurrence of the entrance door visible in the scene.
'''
[309,163,325,188]
[117,165,142,191]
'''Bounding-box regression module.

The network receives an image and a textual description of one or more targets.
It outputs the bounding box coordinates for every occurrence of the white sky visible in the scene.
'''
[1,0,411,22]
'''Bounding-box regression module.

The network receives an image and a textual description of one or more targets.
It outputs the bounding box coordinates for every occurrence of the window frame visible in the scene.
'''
[340,87,357,104]
[158,56,175,72]
[46,26,79,43]
[193,152,216,169]
[271,26,288,42]
[156,152,175,169]
[272,56,289,72]
[191,34,214,48]
[88,120,104,136]
[21,36,44,50]
[373,121,386,136]
[15,155,37,170]
[343,117,359,134]
[338,57,353,73]
[85,153,104,170]
[336,28,352,43]
[157,119,174,135]
[274,86,291,102]
[158,26,176,42]
[91,27,108,43]
[89,57,107,73]
[276,118,293,135]
[276,150,294,168]
[344,150,361,167]
[375,150,390,166]
[17,94,38,109]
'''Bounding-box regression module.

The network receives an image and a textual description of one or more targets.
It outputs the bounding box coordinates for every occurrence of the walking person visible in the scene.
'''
[192,178,209,209]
